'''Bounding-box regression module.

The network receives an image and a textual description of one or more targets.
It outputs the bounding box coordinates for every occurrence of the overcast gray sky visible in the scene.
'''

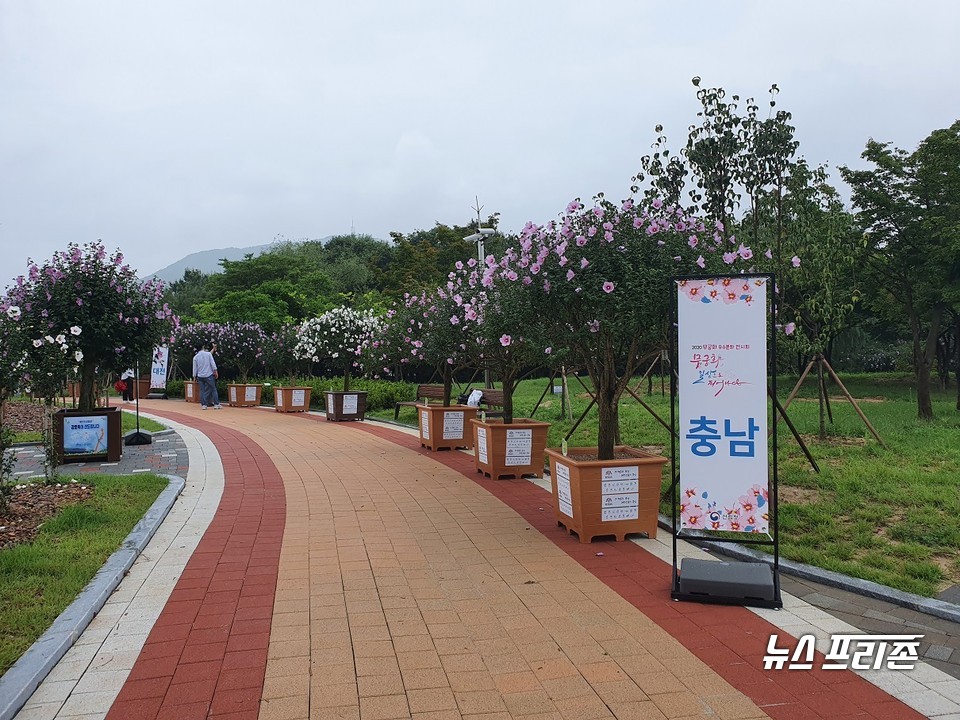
[2,1,958,287]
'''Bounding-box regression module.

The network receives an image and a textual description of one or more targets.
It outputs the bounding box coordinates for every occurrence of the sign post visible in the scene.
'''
[147,345,169,399]
[670,275,781,609]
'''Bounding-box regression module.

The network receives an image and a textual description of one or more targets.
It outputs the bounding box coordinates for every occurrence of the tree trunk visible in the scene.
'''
[501,371,515,424]
[817,360,827,440]
[78,361,98,412]
[595,361,619,460]
[955,315,960,411]
[442,363,453,406]
[343,363,352,393]
[911,303,944,420]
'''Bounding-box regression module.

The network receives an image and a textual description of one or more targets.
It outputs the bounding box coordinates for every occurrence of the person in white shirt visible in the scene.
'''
[192,344,222,409]
[120,368,135,402]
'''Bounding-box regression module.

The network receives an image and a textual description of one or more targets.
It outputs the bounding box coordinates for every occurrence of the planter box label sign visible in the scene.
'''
[600,465,640,522]
[186,383,194,399]
[602,493,638,509]
[342,394,358,414]
[602,507,639,522]
[442,411,463,440]
[504,428,532,466]
[677,277,769,534]
[229,386,237,403]
[244,385,258,402]
[555,462,573,518]
[602,478,639,495]
[291,389,306,407]
[553,385,563,394]
[420,410,430,440]
[477,427,488,464]
[601,466,639,482]
[63,415,109,455]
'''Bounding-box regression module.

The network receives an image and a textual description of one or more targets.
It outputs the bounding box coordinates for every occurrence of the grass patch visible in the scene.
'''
[12,431,42,444]
[370,372,960,597]
[120,411,166,434]
[0,473,168,674]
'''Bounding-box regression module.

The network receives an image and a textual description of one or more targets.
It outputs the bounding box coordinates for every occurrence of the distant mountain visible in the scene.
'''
[145,243,275,283]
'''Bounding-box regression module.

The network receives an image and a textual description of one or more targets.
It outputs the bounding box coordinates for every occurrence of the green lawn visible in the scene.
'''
[0,473,169,674]
[372,372,960,597]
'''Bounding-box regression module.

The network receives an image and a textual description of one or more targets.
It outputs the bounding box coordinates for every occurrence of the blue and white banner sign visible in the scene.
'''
[151,345,169,389]
[677,277,769,534]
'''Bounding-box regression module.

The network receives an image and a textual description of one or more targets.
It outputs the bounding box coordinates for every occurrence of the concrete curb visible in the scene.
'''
[0,474,186,720]
[655,514,960,626]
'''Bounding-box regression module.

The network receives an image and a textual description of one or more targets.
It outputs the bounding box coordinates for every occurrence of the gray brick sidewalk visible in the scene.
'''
[782,574,960,681]
[8,431,188,480]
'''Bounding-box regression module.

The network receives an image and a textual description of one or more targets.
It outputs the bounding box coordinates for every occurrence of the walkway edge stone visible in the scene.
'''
[0,473,186,720]
[656,513,960,625]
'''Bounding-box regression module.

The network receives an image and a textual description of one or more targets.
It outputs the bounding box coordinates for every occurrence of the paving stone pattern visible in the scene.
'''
[8,402,959,719]
[10,432,188,480]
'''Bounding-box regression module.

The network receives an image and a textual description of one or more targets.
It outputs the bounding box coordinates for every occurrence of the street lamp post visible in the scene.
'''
[463,198,496,389]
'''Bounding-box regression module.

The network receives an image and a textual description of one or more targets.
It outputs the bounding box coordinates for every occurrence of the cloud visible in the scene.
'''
[1,0,958,284]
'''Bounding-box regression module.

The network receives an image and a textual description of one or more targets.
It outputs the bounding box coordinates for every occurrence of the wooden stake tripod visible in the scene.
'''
[782,354,886,449]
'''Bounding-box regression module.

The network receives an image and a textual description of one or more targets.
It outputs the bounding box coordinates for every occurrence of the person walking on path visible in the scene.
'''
[120,368,135,402]
[192,344,222,409]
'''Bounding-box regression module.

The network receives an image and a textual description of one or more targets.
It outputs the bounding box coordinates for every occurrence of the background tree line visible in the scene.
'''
[163,80,959,418]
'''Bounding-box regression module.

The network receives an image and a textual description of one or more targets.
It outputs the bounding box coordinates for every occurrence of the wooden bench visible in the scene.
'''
[394,384,447,419]
[477,388,505,418]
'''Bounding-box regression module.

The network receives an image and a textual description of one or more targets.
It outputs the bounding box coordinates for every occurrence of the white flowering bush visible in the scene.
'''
[293,306,383,391]
[0,297,83,482]
[0,303,28,402]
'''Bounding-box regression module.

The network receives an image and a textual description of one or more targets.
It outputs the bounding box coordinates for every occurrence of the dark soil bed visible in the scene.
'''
[0,482,93,551]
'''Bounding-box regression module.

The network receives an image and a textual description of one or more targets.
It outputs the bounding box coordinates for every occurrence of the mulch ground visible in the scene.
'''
[2,400,47,435]
[0,482,94,551]
[3,400,82,550]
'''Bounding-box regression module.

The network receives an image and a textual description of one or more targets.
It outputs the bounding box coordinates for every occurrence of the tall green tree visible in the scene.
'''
[385,218,496,296]
[840,120,960,419]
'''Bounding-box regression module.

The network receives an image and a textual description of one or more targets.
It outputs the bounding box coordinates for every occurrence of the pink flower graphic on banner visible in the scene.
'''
[680,281,705,301]
[682,505,705,528]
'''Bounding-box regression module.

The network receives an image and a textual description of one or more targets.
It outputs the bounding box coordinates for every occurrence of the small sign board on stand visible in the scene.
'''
[670,275,781,609]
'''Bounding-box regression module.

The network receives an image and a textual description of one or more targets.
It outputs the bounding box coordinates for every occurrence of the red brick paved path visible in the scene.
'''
[106,413,285,720]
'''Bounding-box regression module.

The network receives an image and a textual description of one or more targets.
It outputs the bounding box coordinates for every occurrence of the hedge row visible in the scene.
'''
[165,377,417,412]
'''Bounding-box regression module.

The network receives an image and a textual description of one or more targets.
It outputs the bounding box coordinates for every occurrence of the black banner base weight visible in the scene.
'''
[672,558,782,610]
[124,430,153,446]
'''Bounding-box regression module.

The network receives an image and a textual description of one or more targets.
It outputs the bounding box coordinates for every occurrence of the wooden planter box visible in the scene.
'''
[54,406,122,464]
[418,405,477,451]
[184,380,200,403]
[275,386,312,413]
[545,446,668,543]
[136,378,151,399]
[324,390,367,421]
[471,417,550,479]
[227,383,263,407]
